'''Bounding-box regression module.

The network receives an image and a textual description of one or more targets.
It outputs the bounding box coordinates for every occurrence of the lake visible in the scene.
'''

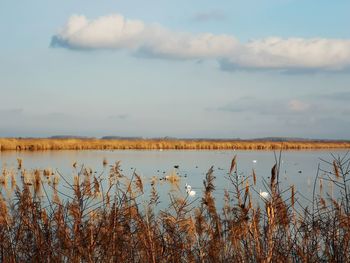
[0,149,347,209]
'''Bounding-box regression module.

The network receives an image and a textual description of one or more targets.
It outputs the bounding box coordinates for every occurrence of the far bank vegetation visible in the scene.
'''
[0,138,350,151]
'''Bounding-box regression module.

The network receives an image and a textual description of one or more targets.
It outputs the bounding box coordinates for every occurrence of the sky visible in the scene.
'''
[1,0,350,139]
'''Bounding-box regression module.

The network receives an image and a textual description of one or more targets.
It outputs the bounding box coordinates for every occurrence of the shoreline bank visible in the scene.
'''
[1,138,350,151]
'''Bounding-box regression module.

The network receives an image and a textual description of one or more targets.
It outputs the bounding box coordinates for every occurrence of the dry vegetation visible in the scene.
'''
[1,138,350,151]
[0,154,350,262]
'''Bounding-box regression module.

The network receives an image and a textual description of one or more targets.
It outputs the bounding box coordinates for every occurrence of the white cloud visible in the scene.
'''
[51,14,350,72]
[223,38,350,71]
[52,15,146,49]
[51,14,238,59]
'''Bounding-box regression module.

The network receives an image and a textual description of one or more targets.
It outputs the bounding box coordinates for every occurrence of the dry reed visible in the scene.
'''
[0,154,348,262]
[0,138,350,151]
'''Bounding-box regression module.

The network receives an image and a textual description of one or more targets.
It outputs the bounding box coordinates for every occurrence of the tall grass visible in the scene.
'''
[0,154,349,262]
[1,138,350,151]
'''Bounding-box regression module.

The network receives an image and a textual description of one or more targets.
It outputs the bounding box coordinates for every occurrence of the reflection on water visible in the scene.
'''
[0,150,347,208]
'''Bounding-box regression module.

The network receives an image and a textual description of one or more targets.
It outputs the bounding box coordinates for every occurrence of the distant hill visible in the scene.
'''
[49,135,96,139]
[101,136,143,140]
[249,137,350,142]
[18,135,347,142]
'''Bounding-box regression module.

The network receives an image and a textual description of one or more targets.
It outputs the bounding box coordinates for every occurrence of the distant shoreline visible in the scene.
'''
[0,138,350,151]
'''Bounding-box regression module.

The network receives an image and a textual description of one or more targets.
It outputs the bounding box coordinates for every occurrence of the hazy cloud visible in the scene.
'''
[211,97,350,139]
[192,10,226,22]
[0,108,24,116]
[288,100,310,112]
[52,14,350,72]
[108,114,129,120]
[313,91,350,101]
[217,98,311,115]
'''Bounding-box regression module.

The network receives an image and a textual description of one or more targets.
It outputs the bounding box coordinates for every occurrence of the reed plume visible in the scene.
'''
[0,154,348,262]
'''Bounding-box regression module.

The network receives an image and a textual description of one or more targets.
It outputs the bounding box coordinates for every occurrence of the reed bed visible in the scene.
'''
[1,138,350,151]
[0,154,349,262]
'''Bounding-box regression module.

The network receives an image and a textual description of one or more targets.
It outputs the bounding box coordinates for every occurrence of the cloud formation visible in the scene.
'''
[51,14,350,72]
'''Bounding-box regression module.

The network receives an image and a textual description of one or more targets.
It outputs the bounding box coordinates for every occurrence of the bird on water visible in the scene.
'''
[185,183,196,197]
[259,190,270,200]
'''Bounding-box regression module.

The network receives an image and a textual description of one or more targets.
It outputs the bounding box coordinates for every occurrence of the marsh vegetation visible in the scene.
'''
[0,153,349,262]
[1,138,350,151]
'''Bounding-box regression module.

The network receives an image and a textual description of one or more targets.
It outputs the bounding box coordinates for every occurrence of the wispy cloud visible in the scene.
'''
[191,10,226,22]
[312,91,350,101]
[51,14,350,72]
[217,98,311,115]
[108,114,129,120]
[210,97,350,138]
[0,108,24,116]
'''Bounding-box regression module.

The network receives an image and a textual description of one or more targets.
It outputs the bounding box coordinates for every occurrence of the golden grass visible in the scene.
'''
[0,137,350,151]
[0,155,349,261]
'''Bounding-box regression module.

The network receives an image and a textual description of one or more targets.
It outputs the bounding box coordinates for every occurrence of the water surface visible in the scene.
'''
[0,150,346,208]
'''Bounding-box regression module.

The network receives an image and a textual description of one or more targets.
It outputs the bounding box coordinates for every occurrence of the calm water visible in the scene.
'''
[0,150,347,209]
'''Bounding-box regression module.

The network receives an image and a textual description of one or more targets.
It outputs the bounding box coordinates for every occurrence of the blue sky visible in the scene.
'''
[1,0,350,139]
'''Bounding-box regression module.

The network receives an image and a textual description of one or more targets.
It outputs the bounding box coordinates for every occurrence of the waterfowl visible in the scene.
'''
[185,183,196,197]
[259,190,270,200]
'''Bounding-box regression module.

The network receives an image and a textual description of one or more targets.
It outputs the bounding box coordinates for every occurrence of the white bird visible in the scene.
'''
[259,190,270,200]
[185,183,196,197]
[252,160,257,164]
[187,189,196,197]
